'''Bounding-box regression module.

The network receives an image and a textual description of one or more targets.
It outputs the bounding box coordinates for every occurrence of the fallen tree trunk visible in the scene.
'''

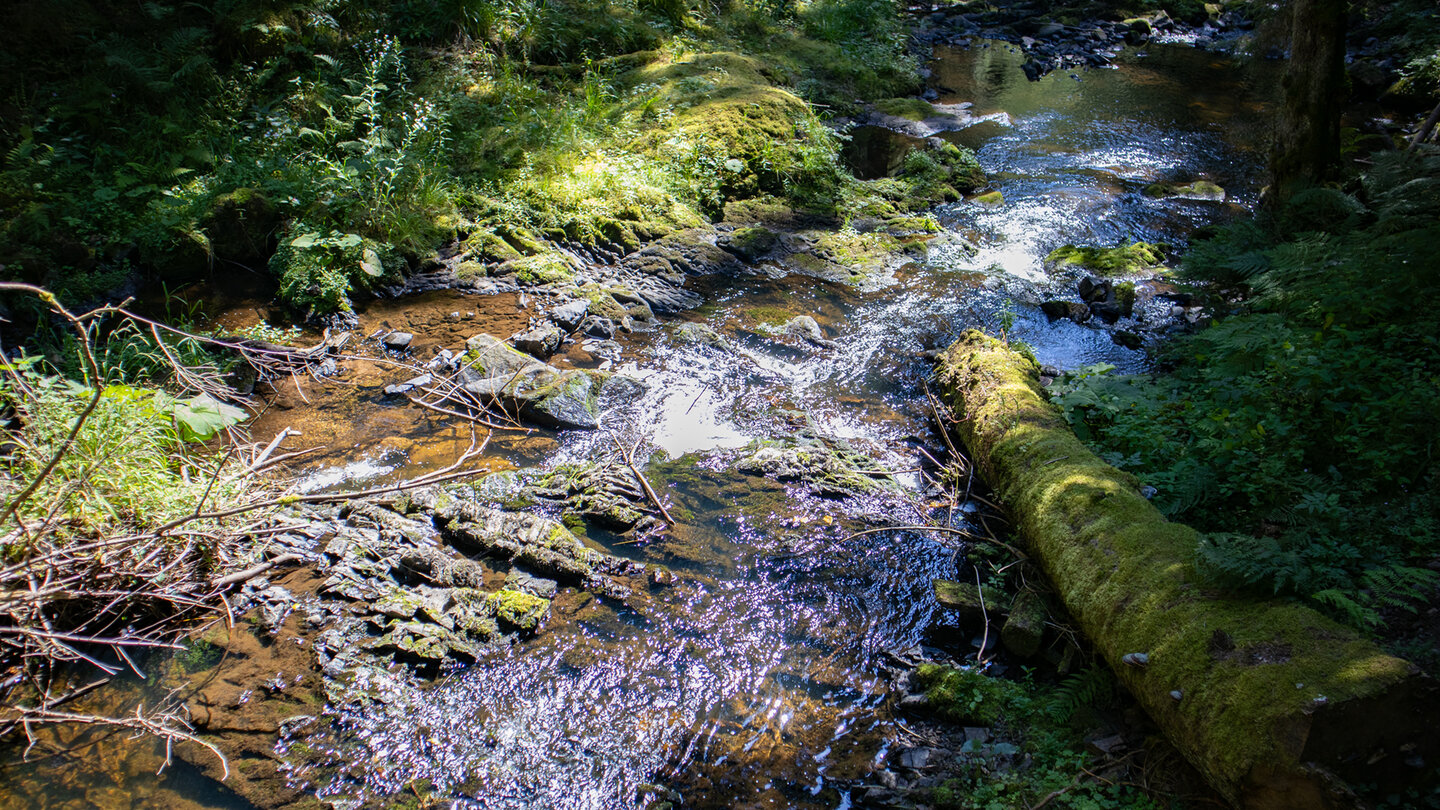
[935,331,1435,809]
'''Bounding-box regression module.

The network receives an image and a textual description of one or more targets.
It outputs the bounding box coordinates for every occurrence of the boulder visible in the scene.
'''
[551,299,590,332]
[460,334,599,430]
[513,325,564,359]
[1040,300,1091,323]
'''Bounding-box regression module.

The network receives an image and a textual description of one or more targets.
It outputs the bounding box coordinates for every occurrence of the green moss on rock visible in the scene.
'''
[1045,241,1164,276]
[487,588,550,633]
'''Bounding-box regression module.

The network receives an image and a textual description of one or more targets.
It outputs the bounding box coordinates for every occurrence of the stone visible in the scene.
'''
[674,322,732,350]
[487,589,550,634]
[1112,330,1144,350]
[383,374,432,396]
[514,325,564,359]
[934,580,1005,623]
[551,300,590,331]
[1078,276,1111,303]
[781,315,825,342]
[597,373,650,402]
[1040,300,1090,323]
[382,331,413,350]
[523,370,600,430]
[504,569,559,600]
[1001,589,1047,657]
[579,315,616,339]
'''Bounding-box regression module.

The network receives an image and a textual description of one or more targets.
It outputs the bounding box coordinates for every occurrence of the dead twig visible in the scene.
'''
[612,435,675,526]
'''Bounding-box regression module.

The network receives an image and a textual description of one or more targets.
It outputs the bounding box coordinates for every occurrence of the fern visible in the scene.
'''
[1044,666,1116,722]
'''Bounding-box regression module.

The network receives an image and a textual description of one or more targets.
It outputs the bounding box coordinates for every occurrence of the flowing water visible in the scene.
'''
[0,41,1275,809]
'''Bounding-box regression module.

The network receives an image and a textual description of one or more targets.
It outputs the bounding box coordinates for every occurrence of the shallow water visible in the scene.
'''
[0,40,1274,809]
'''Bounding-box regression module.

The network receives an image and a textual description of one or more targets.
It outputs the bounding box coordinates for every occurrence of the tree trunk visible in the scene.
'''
[1266,0,1347,204]
[935,331,1437,809]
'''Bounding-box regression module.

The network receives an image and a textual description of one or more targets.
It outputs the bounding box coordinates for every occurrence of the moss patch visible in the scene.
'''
[874,97,938,121]
[1045,241,1164,276]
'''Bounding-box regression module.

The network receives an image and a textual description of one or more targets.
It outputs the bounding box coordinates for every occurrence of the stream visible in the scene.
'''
[0,39,1275,810]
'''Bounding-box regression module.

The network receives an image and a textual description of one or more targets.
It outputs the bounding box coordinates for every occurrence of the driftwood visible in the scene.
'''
[935,331,1436,810]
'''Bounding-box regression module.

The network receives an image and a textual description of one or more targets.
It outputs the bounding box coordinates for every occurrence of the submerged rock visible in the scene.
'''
[735,437,901,499]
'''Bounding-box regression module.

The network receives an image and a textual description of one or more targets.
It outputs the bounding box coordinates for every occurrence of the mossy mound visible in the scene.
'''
[1045,241,1164,276]
[874,97,939,121]
[914,663,1015,726]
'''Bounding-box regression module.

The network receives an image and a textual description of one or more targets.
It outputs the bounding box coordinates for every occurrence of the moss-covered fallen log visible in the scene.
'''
[935,330,1435,809]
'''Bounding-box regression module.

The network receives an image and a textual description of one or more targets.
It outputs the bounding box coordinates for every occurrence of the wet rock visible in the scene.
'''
[383,373,432,396]
[1078,276,1111,303]
[460,334,599,430]
[514,325,564,359]
[735,437,900,499]
[1144,180,1225,201]
[505,569,559,599]
[933,580,1006,623]
[719,226,783,263]
[597,372,650,402]
[524,369,600,430]
[1112,330,1145,350]
[552,299,590,331]
[580,315,616,338]
[1040,299,1091,323]
[1001,589,1047,657]
[488,588,550,634]
[382,331,413,350]
[524,460,655,531]
[780,315,834,347]
[408,487,638,596]
[674,322,732,350]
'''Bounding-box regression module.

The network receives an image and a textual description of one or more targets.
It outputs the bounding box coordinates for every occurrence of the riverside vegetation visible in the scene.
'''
[1,0,1439,808]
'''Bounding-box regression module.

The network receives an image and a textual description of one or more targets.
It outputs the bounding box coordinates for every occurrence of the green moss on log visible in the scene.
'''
[935,330,1432,809]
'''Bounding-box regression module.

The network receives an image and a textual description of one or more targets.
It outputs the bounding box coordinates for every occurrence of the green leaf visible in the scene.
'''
[360,247,384,277]
[289,232,321,249]
[170,395,247,442]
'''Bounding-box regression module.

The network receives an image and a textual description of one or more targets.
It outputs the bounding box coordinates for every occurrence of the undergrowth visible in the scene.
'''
[1049,149,1440,632]
[915,664,1162,810]
[0,0,943,318]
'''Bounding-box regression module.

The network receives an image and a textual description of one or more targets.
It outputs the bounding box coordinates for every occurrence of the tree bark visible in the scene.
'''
[1266,0,1347,205]
[935,331,1437,809]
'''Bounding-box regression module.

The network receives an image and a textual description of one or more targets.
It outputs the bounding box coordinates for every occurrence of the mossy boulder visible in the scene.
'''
[935,331,1435,808]
[486,589,550,634]
[142,228,211,281]
[913,663,1014,726]
[1144,180,1225,201]
[464,229,524,264]
[719,226,782,262]
[201,187,279,265]
[460,334,599,430]
[503,252,581,286]
[1045,242,1164,276]
[873,97,939,122]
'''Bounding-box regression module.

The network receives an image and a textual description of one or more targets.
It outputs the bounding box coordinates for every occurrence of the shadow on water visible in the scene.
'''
[0,40,1276,810]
